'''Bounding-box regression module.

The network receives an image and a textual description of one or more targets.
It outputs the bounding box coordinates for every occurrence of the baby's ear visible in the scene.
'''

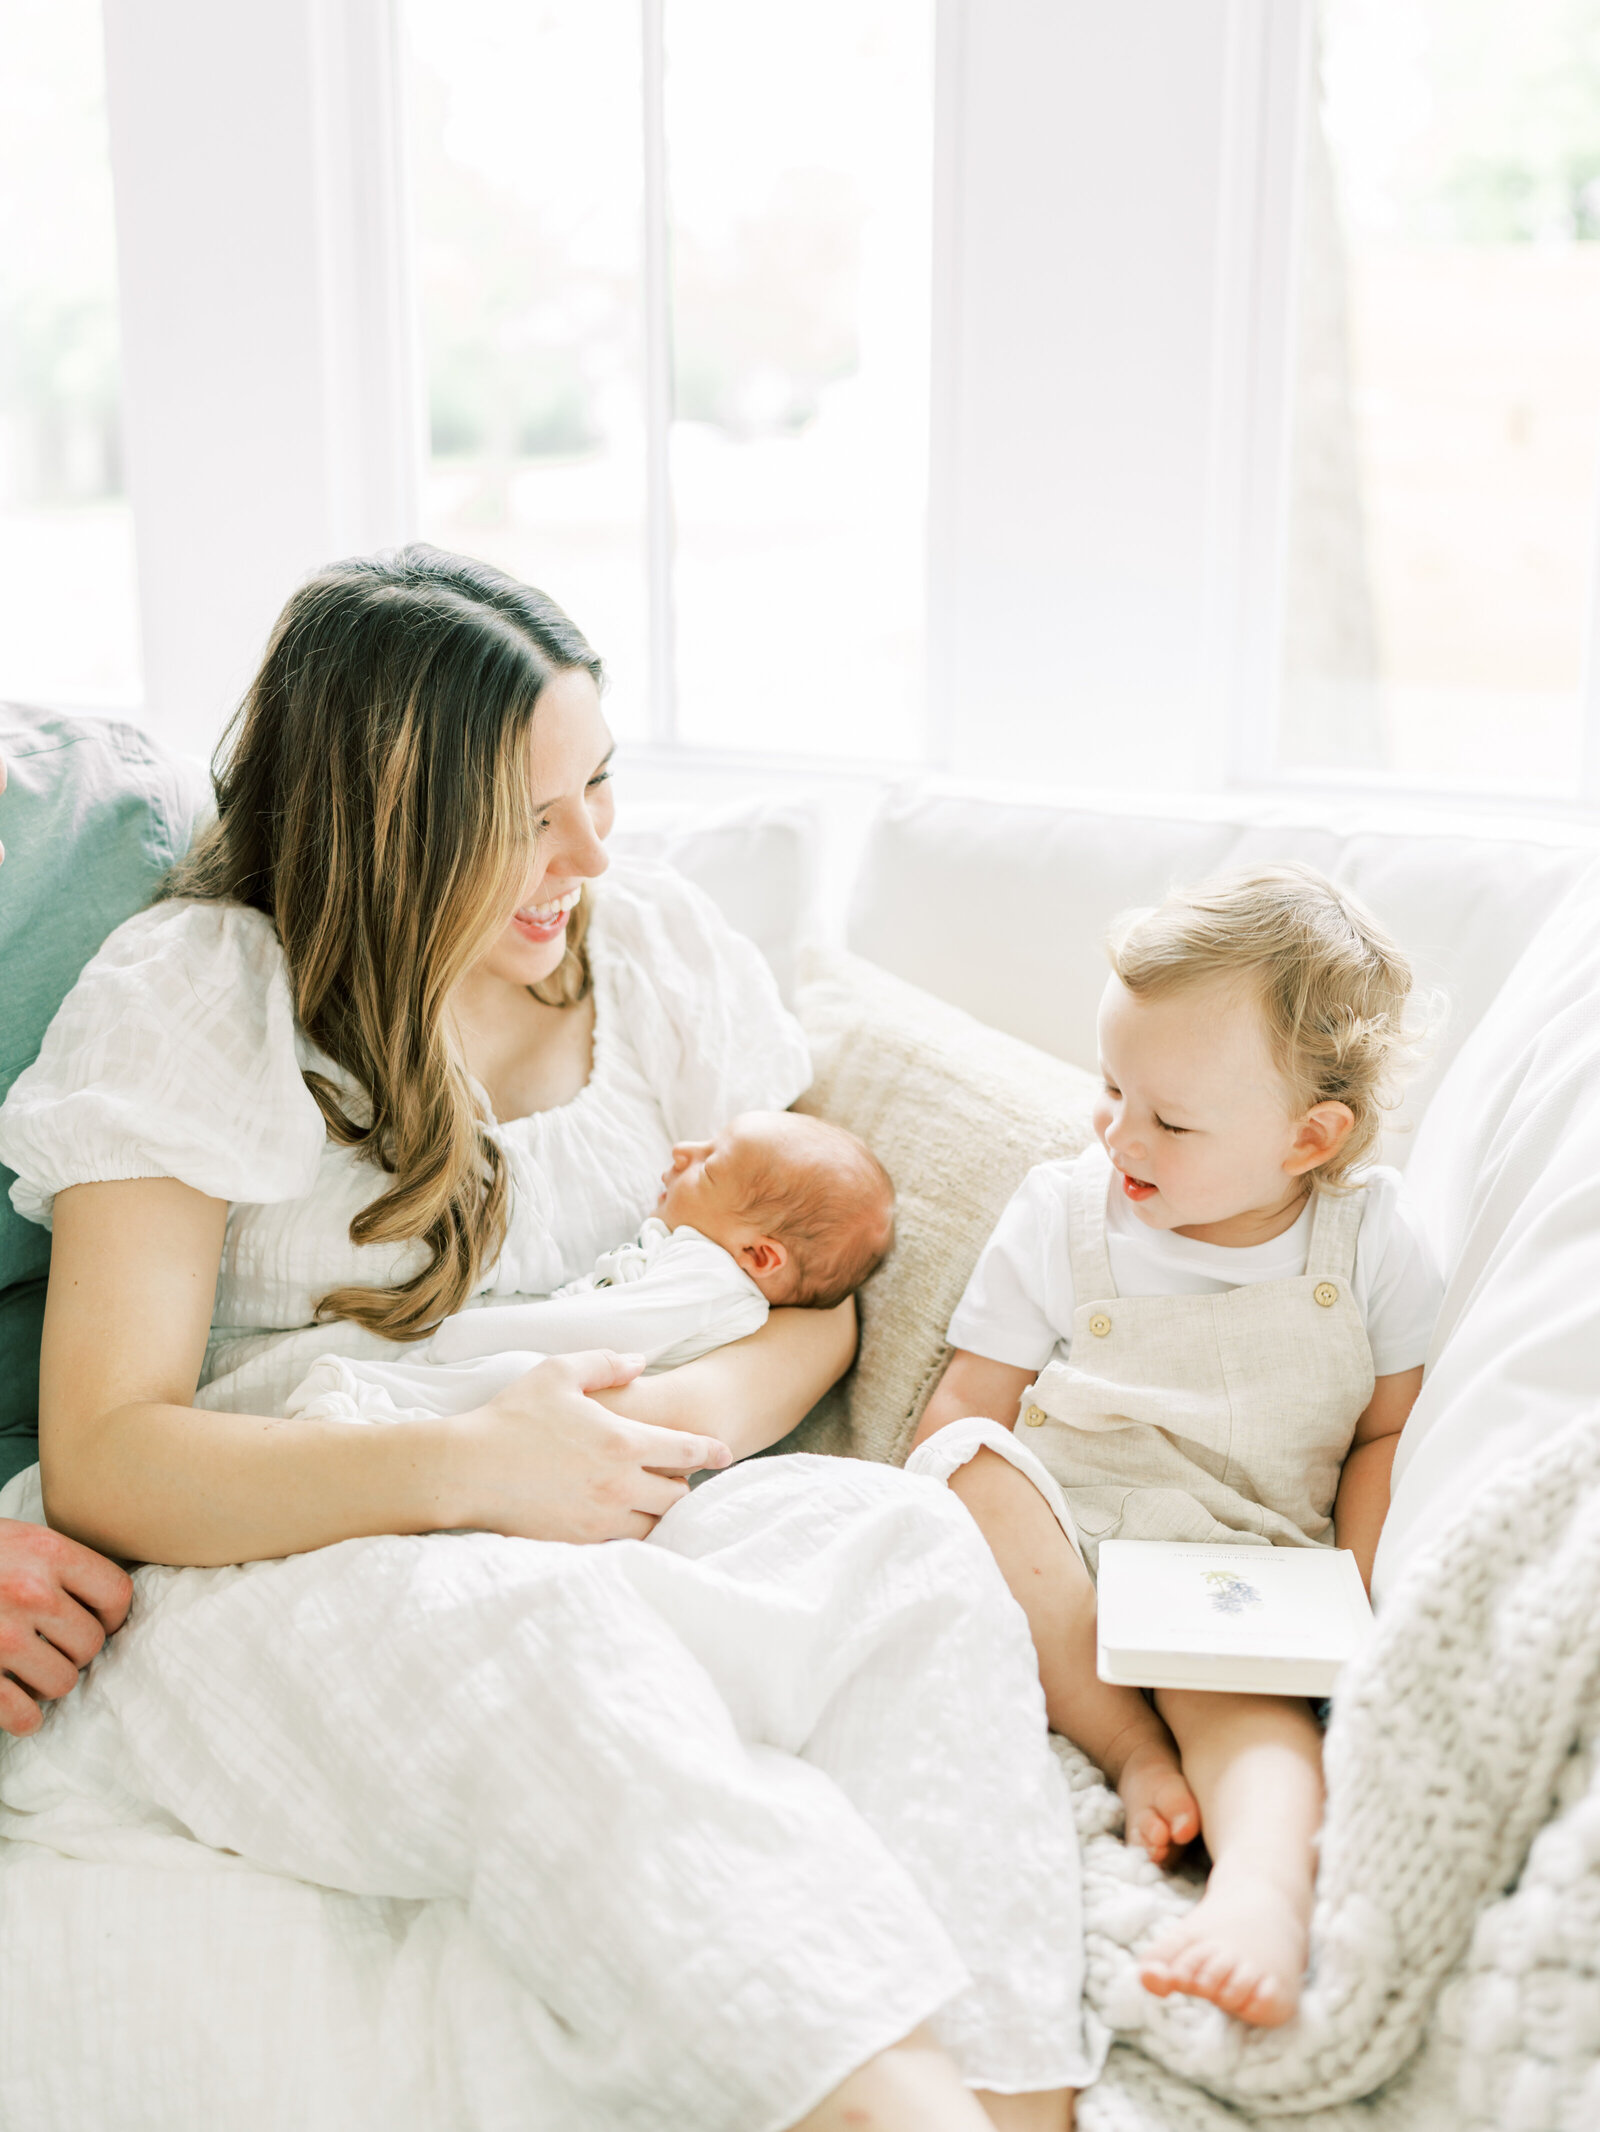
[740,1235,789,1278]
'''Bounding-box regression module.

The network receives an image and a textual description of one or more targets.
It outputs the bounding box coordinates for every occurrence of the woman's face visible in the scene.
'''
[473,664,615,990]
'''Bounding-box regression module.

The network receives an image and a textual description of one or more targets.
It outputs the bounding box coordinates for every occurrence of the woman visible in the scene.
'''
[0,550,1096,2130]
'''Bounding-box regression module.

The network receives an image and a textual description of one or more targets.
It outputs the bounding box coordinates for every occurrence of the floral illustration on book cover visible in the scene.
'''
[1202,1568,1263,1617]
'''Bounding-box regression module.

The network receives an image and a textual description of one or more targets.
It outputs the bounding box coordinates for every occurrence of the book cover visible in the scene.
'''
[1096,1538,1375,1696]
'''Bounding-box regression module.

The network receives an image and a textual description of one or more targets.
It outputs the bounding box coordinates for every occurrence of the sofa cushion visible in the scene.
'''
[782,948,1101,1464]
[1374,860,1600,1601]
[850,783,1600,1155]
[609,797,819,1004]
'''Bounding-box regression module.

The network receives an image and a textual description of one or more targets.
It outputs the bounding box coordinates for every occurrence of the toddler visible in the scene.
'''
[911,866,1443,2029]
[291,1110,894,1420]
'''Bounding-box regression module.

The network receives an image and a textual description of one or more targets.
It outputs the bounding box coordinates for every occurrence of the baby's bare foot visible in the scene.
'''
[1114,1735,1200,1867]
[1138,1864,1310,2027]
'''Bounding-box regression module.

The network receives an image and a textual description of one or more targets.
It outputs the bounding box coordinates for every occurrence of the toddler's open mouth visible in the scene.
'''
[1121,1171,1157,1201]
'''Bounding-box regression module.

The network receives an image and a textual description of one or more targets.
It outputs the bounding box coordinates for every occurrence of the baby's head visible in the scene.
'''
[656,1110,895,1306]
[1097,865,1418,1235]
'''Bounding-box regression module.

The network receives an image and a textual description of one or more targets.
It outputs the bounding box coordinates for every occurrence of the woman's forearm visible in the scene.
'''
[42,1398,457,1566]
[600,1298,857,1460]
[41,1180,456,1564]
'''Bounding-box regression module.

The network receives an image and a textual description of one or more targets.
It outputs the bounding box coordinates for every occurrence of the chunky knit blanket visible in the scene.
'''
[1065,1409,1600,2132]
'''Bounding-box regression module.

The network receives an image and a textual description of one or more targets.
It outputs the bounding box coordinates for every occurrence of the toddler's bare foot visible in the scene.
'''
[1138,1857,1310,2027]
[1108,1731,1200,1867]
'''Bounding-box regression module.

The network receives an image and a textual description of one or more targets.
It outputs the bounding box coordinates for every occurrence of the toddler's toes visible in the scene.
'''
[1137,1884,1306,2029]
[1129,1805,1176,1865]
[1117,1741,1200,1865]
[1150,1767,1201,1849]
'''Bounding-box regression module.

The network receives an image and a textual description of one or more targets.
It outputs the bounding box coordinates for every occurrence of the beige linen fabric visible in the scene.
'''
[783,949,1100,1464]
[1025,1144,1375,1570]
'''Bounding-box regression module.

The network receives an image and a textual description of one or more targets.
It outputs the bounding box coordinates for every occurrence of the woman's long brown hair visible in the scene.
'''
[163,545,602,1339]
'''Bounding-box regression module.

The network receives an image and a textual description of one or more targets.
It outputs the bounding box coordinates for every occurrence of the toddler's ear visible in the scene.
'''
[740,1236,789,1278]
[1288,1100,1356,1176]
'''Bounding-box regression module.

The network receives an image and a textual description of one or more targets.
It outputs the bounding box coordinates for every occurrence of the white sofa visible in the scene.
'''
[3,772,1596,2129]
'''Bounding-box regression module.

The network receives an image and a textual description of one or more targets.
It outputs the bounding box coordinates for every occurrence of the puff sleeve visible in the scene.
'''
[0,900,328,1227]
[596,862,811,1141]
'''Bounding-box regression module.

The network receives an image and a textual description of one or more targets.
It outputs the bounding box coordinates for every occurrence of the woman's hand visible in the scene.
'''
[447,1349,732,1542]
[0,1519,133,1736]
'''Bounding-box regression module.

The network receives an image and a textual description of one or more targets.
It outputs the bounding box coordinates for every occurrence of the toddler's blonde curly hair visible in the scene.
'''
[1108,864,1422,1187]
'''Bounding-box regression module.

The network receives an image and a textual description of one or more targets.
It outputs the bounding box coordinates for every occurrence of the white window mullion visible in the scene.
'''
[1580,466,1600,803]
[640,0,677,746]
[924,0,969,773]
[311,0,426,561]
[1210,0,1313,791]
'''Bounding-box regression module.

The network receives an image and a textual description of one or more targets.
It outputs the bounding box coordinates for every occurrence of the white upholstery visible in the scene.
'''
[610,797,820,1004]
[1375,862,1600,1599]
[848,782,1600,1149]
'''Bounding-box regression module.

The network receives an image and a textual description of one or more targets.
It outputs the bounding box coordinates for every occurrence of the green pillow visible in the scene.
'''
[0,705,206,1485]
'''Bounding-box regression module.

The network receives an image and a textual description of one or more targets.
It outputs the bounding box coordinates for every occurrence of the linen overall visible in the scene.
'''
[1018,1144,1376,1574]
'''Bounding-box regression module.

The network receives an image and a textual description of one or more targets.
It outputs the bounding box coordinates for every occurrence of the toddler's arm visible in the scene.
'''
[913,1348,1036,1446]
[1333,1364,1423,1590]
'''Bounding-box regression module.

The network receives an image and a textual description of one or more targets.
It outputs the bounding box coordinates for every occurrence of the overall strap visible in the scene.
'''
[1304,1178,1365,1284]
[1066,1142,1118,1302]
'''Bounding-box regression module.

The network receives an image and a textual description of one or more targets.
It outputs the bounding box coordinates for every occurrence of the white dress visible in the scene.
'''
[0,861,1101,2131]
[1,859,811,1413]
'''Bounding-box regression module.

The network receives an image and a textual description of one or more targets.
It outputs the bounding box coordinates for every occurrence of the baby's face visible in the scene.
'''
[656,1113,791,1248]
[1093,975,1335,1243]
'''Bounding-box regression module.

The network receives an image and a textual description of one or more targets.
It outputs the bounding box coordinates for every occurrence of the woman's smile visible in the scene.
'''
[511,885,582,946]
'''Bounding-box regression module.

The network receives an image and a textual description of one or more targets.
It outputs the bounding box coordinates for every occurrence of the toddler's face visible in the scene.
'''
[1093,975,1341,1242]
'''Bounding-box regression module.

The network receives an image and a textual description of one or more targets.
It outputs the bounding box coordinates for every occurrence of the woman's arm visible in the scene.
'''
[1333,1364,1424,1591]
[42,1179,731,1566]
[600,1297,859,1460]
[913,1349,1036,1448]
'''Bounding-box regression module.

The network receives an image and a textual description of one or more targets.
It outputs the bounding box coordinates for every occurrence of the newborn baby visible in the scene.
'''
[290,1110,894,1423]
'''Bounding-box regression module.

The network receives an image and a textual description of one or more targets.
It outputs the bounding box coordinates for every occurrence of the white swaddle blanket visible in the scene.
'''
[285,1217,770,1425]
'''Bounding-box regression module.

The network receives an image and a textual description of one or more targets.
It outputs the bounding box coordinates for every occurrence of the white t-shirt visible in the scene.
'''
[947,1160,1443,1381]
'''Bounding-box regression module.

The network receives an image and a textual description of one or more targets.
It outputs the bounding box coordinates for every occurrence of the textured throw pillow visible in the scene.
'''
[781,948,1101,1465]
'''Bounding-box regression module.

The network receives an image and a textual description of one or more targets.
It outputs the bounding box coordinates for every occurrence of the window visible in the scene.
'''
[0,0,140,711]
[663,0,933,758]
[407,0,933,759]
[73,0,1600,810]
[1279,0,1600,798]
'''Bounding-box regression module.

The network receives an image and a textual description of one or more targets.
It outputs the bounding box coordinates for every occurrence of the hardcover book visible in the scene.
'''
[1096,1538,1375,1697]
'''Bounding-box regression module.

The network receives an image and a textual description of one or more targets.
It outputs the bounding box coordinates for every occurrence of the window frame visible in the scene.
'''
[97,0,1600,812]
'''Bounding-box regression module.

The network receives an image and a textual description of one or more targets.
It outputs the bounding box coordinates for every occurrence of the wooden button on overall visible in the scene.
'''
[1313,1281,1339,1308]
[1023,1404,1046,1427]
[1089,1312,1112,1337]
